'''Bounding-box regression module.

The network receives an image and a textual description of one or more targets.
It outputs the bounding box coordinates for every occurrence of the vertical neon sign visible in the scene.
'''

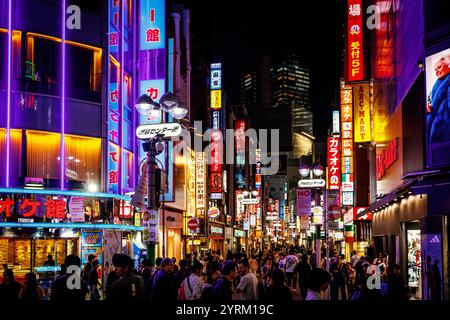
[346,0,364,82]
[60,0,66,190]
[5,0,12,187]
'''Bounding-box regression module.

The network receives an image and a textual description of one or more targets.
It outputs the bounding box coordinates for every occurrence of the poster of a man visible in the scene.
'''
[426,48,450,167]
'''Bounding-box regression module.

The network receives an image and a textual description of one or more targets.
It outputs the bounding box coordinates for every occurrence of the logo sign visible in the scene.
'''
[136,123,182,139]
[234,229,245,238]
[327,189,341,219]
[210,225,224,235]
[210,90,222,110]
[140,0,165,50]
[250,214,256,227]
[210,193,222,200]
[344,209,354,224]
[327,137,341,190]
[65,168,78,180]
[241,198,260,205]
[376,138,399,180]
[298,179,326,188]
[346,0,364,82]
[195,152,206,209]
[342,182,354,192]
[354,84,371,142]
[210,64,222,90]
[332,110,340,135]
[296,189,312,216]
[342,191,354,206]
[208,207,220,219]
[188,218,199,232]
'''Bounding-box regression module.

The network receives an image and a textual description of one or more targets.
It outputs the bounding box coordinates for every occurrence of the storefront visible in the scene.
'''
[234,228,246,252]
[208,222,225,254]
[156,210,183,262]
[343,207,371,259]
[0,189,143,292]
[225,227,233,253]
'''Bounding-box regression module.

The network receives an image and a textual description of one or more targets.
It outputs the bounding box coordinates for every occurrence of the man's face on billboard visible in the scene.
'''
[435,58,450,79]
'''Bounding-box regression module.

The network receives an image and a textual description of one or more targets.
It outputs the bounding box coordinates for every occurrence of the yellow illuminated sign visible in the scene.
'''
[354,84,371,142]
[210,90,222,110]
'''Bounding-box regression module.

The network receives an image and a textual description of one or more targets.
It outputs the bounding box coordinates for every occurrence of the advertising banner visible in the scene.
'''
[354,83,371,142]
[327,138,341,190]
[296,189,311,216]
[346,0,364,82]
[425,48,450,168]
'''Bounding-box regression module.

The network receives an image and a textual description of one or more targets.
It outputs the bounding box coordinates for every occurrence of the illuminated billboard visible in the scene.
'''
[346,0,364,82]
[426,48,450,168]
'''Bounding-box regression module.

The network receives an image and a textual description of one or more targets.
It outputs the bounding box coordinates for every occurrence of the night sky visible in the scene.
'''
[179,0,344,142]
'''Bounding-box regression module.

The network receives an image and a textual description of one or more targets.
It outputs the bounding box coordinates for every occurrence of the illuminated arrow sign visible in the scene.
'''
[241,198,260,205]
[298,179,326,188]
[136,123,182,139]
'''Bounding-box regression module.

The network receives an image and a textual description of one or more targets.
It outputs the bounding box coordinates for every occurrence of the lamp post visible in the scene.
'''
[135,92,187,264]
[298,162,325,270]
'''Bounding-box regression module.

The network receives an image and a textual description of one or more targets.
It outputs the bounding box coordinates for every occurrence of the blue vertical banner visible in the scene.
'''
[140,0,166,50]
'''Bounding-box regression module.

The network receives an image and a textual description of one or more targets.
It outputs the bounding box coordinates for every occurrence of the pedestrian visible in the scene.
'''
[174,259,189,290]
[345,262,356,297]
[201,267,221,302]
[236,259,259,300]
[106,254,145,302]
[0,269,22,302]
[351,250,360,268]
[387,264,408,301]
[212,261,237,302]
[150,258,178,301]
[431,259,442,300]
[329,254,348,300]
[140,258,152,285]
[265,269,293,301]
[261,256,274,286]
[248,254,259,275]
[82,254,96,283]
[182,261,204,300]
[294,254,312,300]
[145,257,163,300]
[50,254,89,302]
[226,250,234,261]
[104,254,120,298]
[284,249,299,289]
[172,257,179,273]
[88,259,101,300]
[305,268,331,300]
[43,254,56,266]
[19,272,43,303]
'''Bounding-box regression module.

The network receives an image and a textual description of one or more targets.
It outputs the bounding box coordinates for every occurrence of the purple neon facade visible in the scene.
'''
[60,0,66,190]
[5,0,12,187]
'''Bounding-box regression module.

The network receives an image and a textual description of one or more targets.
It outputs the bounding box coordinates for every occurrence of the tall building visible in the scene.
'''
[0,0,191,279]
[272,54,313,136]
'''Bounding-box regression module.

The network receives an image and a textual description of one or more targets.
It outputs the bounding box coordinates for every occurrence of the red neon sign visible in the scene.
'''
[376,138,399,180]
[347,0,364,82]
[327,137,341,190]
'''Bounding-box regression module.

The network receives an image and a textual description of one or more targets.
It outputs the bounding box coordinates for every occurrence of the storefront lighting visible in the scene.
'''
[87,183,99,193]
[68,156,74,160]
[74,159,81,163]
[0,222,144,231]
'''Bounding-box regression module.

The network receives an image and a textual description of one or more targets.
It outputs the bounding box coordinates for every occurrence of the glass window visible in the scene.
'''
[25,35,61,96]
[64,135,101,189]
[26,130,60,185]
[66,44,102,102]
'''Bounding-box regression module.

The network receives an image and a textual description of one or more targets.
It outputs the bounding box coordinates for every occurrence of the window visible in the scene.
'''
[66,43,102,102]
[25,35,61,96]
[26,130,60,182]
[64,135,101,188]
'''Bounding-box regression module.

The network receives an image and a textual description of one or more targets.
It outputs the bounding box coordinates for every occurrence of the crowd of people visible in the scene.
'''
[0,245,413,302]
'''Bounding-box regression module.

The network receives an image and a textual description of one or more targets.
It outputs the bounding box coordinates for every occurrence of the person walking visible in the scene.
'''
[0,269,22,302]
[150,258,178,301]
[329,254,348,300]
[265,269,293,302]
[88,259,101,300]
[284,249,299,290]
[236,259,258,300]
[19,272,43,303]
[212,261,237,302]
[201,267,221,302]
[182,262,204,300]
[248,254,259,275]
[387,264,408,301]
[305,268,332,300]
[106,254,145,302]
[43,254,56,266]
[431,259,442,300]
[294,254,312,300]
[50,254,89,302]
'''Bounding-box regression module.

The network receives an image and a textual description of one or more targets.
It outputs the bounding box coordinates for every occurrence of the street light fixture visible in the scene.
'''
[299,163,310,178]
[135,92,187,263]
[312,163,324,177]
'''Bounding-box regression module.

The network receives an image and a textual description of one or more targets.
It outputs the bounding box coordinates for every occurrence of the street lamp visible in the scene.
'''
[312,163,324,177]
[299,163,310,178]
[135,92,188,263]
